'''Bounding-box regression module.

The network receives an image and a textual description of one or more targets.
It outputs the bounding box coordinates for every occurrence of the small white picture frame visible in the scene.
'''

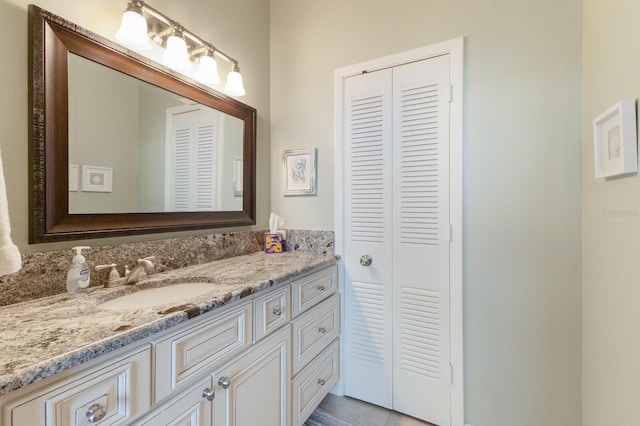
[593,99,637,179]
[81,165,113,192]
[233,156,243,196]
[283,148,317,196]
[69,164,79,192]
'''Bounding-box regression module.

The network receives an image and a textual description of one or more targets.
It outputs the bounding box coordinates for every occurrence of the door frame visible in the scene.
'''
[333,37,464,426]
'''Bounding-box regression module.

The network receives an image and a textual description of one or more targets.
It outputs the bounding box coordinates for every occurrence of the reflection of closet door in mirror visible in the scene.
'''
[165,105,222,212]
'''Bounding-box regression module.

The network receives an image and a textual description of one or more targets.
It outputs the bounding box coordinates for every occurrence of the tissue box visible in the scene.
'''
[265,233,284,253]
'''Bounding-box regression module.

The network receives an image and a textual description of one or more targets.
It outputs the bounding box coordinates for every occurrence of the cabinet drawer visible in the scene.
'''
[292,293,340,374]
[153,301,252,402]
[291,265,338,317]
[292,339,340,426]
[254,286,290,342]
[6,347,151,426]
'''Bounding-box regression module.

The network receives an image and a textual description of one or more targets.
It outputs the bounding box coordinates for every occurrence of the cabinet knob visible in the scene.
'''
[218,377,231,389]
[318,378,326,386]
[317,284,326,291]
[318,326,327,334]
[86,403,107,423]
[272,306,283,316]
[360,254,373,267]
[202,388,215,401]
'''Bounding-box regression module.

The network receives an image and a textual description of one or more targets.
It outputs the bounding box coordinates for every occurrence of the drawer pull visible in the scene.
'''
[318,378,327,386]
[86,403,107,423]
[218,377,231,389]
[202,388,215,401]
[272,306,283,316]
[318,326,327,334]
[317,285,325,291]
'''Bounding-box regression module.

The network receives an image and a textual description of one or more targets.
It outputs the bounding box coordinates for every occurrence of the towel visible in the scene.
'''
[0,147,21,275]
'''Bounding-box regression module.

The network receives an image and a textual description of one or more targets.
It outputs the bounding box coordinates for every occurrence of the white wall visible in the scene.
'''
[582,1,640,424]
[270,1,583,425]
[0,0,270,253]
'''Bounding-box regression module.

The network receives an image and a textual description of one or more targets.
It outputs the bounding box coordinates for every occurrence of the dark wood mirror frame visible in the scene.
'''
[28,5,257,244]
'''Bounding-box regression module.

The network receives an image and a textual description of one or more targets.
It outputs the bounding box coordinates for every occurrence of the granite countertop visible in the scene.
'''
[0,251,338,397]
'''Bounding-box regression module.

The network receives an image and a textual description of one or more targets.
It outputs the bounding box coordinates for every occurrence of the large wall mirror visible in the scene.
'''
[28,5,256,243]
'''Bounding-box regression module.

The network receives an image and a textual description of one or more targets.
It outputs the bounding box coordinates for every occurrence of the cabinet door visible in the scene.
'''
[213,326,291,426]
[137,376,213,426]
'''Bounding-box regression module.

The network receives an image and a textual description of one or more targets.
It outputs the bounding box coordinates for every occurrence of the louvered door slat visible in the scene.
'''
[195,123,216,210]
[398,81,441,246]
[172,128,192,211]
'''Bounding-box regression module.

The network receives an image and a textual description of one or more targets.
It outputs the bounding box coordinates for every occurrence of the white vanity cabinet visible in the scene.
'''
[0,263,339,426]
[145,264,338,426]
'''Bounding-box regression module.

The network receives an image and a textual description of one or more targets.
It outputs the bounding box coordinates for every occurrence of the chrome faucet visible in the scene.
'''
[124,257,155,285]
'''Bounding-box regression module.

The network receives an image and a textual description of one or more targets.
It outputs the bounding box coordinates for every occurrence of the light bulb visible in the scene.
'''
[115,9,151,51]
[162,35,192,71]
[224,69,246,96]
[195,55,220,86]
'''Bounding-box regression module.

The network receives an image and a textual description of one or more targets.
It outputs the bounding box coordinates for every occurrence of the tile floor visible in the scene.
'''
[318,394,436,426]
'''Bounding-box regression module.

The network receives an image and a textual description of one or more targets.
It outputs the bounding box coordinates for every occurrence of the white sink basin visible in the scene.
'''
[98,283,215,310]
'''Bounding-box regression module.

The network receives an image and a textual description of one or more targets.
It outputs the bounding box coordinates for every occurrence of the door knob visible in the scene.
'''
[360,254,372,267]
[272,306,283,316]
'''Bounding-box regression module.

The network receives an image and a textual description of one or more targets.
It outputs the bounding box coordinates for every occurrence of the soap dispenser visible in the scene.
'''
[66,246,91,294]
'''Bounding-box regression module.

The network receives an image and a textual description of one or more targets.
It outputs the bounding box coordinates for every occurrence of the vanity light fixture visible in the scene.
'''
[224,62,246,97]
[194,46,221,86]
[115,0,245,96]
[115,1,151,51]
[161,26,192,71]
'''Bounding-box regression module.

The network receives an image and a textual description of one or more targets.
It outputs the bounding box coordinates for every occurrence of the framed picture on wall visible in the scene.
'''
[593,99,637,179]
[282,148,317,195]
[81,165,113,192]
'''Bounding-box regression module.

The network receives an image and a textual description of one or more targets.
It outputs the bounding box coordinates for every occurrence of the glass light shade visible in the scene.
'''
[224,70,246,96]
[162,35,192,71]
[115,10,151,51]
[195,55,220,86]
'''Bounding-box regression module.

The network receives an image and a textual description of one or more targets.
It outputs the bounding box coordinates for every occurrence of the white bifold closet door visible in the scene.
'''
[343,54,451,426]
